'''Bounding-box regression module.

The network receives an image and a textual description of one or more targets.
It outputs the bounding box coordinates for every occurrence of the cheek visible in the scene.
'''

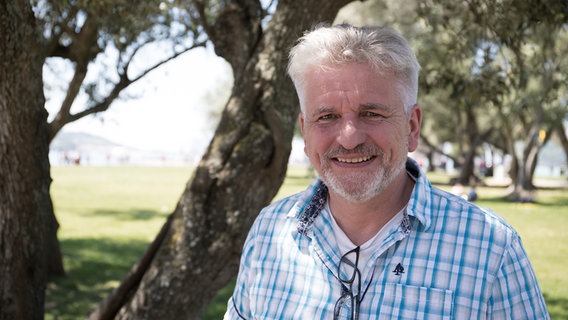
[303,133,325,162]
[303,144,311,159]
[303,139,317,159]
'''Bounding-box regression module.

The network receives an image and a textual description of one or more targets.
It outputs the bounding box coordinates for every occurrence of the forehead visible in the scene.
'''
[303,63,401,112]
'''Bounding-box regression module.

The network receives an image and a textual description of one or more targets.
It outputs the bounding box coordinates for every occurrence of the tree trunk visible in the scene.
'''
[509,125,545,202]
[457,107,476,186]
[0,1,51,319]
[45,210,65,276]
[457,105,488,186]
[510,147,536,202]
[89,1,353,319]
[555,122,568,164]
[458,146,476,185]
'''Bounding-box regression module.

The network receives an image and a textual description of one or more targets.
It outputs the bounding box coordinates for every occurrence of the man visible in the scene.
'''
[225,24,549,319]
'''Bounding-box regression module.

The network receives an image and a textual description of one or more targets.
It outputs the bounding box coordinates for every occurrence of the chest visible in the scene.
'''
[247,219,497,319]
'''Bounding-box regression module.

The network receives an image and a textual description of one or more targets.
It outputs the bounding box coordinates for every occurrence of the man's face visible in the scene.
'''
[300,63,421,203]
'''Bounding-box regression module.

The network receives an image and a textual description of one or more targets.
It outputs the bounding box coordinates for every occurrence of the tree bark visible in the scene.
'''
[0,1,51,319]
[45,209,65,277]
[89,1,354,319]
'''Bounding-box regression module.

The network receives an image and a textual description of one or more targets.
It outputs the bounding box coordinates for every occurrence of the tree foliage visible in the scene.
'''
[34,0,212,141]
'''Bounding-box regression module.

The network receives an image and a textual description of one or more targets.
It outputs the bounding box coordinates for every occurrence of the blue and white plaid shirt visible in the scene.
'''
[225,159,549,319]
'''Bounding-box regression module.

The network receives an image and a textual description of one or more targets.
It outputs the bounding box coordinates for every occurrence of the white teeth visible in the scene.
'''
[336,156,372,163]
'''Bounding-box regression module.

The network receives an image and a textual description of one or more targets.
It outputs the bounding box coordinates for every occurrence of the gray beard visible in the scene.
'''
[320,145,407,203]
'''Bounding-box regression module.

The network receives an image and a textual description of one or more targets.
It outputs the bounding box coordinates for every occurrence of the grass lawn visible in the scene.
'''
[46,166,568,319]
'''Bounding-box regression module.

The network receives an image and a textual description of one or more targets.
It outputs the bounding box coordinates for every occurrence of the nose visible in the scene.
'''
[337,118,365,150]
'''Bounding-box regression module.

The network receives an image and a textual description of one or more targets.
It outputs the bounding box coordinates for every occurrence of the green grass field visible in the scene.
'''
[46,166,568,319]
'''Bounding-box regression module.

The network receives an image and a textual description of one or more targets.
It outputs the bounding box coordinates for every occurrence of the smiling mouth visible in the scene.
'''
[335,156,374,164]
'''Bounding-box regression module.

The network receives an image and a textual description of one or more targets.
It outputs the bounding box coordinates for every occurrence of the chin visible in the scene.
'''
[323,162,406,203]
[322,173,386,203]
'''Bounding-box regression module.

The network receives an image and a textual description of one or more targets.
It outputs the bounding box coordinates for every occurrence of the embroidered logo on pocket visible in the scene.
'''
[393,263,405,275]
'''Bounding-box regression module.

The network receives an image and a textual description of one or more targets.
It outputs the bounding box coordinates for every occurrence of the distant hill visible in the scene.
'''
[49,131,191,166]
[50,131,124,152]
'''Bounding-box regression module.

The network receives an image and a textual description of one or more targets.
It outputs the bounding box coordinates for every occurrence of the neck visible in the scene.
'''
[328,172,414,246]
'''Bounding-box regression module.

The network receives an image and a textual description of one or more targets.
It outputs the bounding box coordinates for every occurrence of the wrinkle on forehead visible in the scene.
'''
[304,63,404,115]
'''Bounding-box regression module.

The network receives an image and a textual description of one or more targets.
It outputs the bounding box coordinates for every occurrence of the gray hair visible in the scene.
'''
[287,24,421,114]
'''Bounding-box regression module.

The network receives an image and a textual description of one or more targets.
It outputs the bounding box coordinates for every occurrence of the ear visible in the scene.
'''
[299,113,309,155]
[299,112,306,136]
[407,104,422,152]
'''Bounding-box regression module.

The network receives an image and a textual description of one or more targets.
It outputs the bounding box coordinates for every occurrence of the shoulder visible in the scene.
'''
[248,179,321,237]
[257,178,323,219]
[434,184,517,236]
[408,166,518,249]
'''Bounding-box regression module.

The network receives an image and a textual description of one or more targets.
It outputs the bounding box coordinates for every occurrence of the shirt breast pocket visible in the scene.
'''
[378,283,453,320]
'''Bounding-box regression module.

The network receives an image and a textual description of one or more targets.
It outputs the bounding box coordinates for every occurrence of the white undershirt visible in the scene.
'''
[324,200,405,284]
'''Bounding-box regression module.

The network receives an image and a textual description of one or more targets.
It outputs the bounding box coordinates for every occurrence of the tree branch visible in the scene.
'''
[45,6,81,59]
[190,0,215,40]
[47,61,89,141]
[48,42,205,141]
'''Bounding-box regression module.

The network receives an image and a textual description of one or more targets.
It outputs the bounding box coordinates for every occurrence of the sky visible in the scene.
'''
[46,47,232,158]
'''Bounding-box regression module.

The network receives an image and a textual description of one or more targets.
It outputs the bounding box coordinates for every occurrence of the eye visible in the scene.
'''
[317,113,339,122]
[360,111,384,119]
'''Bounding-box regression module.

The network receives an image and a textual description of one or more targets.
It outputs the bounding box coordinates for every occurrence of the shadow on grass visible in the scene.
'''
[81,208,163,221]
[476,194,568,207]
[46,237,150,319]
[544,293,568,319]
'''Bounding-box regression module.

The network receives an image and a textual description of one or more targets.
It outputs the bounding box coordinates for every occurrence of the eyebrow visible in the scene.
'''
[309,105,335,118]
[308,102,393,118]
[359,102,392,112]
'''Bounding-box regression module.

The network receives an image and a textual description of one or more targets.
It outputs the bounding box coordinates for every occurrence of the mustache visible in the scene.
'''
[323,144,383,159]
